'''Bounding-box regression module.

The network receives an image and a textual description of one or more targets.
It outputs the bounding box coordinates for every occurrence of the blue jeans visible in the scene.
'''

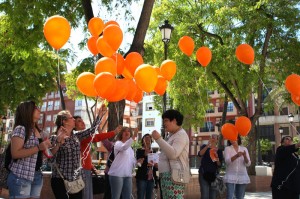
[198,172,217,199]
[83,169,93,199]
[109,175,132,199]
[136,179,154,199]
[7,171,43,199]
[226,183,247,199]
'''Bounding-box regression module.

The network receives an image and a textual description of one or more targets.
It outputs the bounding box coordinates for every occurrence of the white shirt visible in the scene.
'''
[223,145,251,184]
[108,138,136,177]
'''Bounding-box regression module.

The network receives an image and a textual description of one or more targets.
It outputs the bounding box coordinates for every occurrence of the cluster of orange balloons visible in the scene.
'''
[178,36,212,67]
[285,74,300,106]
[43,15,71,50]
[221,116,251,141]
[76,54,177,103]
[87,17,123,57]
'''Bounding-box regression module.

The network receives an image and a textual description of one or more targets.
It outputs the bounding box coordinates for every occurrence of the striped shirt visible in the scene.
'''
[9,126,39,182]
[50,127,96,181]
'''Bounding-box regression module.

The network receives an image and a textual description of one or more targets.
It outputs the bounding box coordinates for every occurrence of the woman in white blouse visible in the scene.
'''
[223,136,251,199]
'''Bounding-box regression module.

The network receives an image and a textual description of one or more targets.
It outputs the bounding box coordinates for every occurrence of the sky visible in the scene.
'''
[65,1,143,72]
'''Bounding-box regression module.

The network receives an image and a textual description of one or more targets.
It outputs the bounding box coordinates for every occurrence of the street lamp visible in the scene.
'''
[194,133,198,168]
[159,20,174,139]
[279,126,283,138]
[288,113,294,123]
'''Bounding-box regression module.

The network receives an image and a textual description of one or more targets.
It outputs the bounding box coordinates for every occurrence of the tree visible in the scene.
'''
[145,0,300,174]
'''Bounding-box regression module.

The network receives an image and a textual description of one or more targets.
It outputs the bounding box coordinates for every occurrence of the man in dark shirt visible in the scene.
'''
[271,136,300,199]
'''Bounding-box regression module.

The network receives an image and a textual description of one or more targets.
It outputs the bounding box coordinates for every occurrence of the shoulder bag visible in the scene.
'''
[169,155,191,185]
[54,163,85,194]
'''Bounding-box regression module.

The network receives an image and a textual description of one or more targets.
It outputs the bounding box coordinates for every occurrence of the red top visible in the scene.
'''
[80,132,115,169]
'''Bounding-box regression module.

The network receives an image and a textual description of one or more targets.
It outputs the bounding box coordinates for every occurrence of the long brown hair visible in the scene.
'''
[14,101,41,140]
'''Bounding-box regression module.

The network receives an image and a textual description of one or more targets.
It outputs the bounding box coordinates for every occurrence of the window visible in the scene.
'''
[146,103,154,111]
[47,101,53,111]
[227,102,234,112]
[75,100,82,107]
[54,100,60,110]
[259,125,275,141]
[38,114,43,124]
[41,102,47,111]
[53,114,57,122]
[46,115,52,122]
[200,121,215,132]
[145,118,155,127]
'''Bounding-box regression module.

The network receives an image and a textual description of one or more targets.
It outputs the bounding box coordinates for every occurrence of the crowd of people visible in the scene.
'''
[1,100,300,199]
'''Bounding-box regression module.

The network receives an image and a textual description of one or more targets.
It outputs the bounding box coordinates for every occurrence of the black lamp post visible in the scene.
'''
[159,20,174,139]
[288,113,294,137]
[0,116,7,149]
[279,126,283,139]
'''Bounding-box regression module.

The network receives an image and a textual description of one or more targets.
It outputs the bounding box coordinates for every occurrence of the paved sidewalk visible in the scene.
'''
[245,191,272,199]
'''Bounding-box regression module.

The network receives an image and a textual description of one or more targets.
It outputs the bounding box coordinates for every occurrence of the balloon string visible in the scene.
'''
[204,67,212,135]
[56,49,60,85]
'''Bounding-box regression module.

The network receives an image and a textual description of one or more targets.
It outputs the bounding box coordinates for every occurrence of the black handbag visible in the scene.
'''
[92,170,105,194]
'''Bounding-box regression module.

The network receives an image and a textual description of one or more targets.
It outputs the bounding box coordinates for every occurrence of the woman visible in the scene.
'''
[108,127,139,199]
[135,134,158,199]
[74,115,122,199]
[223,136,251,199]
[198,134,223,199]
[151,109,190,198]
[7,101,51,199]
[271,136,300,199]
[49,110,98,199]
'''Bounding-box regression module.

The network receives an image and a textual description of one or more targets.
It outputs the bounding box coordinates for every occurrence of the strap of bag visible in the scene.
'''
[54,163,65,180]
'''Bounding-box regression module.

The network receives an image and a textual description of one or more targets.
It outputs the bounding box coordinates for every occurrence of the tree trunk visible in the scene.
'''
[108,100,125,131]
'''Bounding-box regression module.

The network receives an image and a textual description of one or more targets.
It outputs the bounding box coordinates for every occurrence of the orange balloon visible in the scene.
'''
[76,72,98,97]
[93,72,117,99]
[103,25,123,51]
[87,36,98,55]
[125,79,138,101]
[96,36,115,57]
[134,64,158,93]
[104,20,120,28]
[178,36,194,56]
[235,44,255,65]
[95,57,117,76]
[154,76,167,96]
[291,94,300,106]
[124,52,144,77]
[160,60,176,81]
[106,79,129,102]
[285,74,300,96]
[196,46,212,67]
[235,116,251,136]
[122,67,134,79]
[153,66,162,76]
[221,123,238,141]
[43,15,71,50]
[88,17,104,37]
[111,53,125,75]
[133,88,143,103]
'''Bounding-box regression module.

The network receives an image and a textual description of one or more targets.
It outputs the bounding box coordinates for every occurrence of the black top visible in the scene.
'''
[271,144,299,189]
[198,144,223,174]
[135,148,157,181]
